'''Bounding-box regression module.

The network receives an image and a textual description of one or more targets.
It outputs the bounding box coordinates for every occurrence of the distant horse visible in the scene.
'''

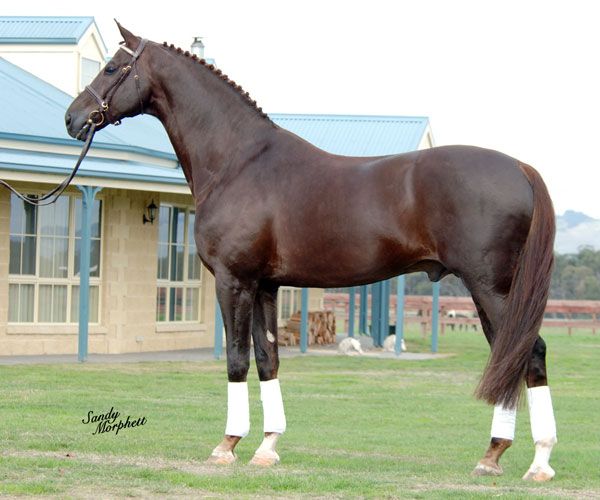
[66,23,557,480]
[446,309,479,331]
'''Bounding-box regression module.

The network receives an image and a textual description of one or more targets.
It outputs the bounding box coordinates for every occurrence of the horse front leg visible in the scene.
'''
[249,284,286,466]
[206,275,257,465]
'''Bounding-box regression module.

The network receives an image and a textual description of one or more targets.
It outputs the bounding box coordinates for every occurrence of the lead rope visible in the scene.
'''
[0,122,97,206]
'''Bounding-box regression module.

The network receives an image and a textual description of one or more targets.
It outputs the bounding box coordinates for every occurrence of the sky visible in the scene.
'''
[7,0,600,217]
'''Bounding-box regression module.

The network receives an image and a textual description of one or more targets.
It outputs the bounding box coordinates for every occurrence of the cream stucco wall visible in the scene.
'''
[97,189,213,353]
[0,49,78,96]
[0,186,211,356]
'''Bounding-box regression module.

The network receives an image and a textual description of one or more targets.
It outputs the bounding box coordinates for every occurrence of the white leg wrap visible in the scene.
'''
[527,386,557,443]
[491,404,516,441]
[260,379,286,434]
[523,386,557,480]
[225,382,250,437]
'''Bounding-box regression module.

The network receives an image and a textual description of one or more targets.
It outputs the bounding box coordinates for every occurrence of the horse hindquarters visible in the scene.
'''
[475,162,555,410]
[469,162,557,480]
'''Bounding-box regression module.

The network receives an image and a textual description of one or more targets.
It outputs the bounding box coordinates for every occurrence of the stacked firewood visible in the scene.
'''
[282,311,336,346]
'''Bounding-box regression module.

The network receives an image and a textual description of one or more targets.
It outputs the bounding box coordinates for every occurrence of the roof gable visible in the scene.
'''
[0,16,98,45]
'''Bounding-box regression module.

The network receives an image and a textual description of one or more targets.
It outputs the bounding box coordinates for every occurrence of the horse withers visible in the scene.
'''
[65,22,557,480]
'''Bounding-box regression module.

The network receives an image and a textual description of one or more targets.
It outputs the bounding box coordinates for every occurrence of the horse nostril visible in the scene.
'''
[65,113,72,126]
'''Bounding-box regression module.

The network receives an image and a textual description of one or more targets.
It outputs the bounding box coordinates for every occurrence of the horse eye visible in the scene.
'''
[104,65,117,75]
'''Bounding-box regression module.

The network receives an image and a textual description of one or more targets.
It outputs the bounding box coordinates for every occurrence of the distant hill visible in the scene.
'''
[555,210,600,254]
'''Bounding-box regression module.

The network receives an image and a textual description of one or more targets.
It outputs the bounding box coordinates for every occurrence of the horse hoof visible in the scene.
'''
[522,465,555,482]
[205,450,237,465]
[249,451,280,467]
[472,462,503,476]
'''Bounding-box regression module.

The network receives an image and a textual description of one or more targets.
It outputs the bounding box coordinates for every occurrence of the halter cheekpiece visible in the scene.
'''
[85,38,148,127]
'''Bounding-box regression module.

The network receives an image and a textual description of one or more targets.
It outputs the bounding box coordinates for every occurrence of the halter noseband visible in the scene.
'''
[84,38,148,127]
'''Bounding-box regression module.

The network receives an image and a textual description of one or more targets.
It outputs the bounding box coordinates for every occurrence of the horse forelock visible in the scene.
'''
[161,41,271,121]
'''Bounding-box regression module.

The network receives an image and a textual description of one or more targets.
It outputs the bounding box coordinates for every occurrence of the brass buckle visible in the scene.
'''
[88,109,105,126]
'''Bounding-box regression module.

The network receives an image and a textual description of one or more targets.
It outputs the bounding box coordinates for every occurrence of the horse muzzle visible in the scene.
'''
[66,109,105,141]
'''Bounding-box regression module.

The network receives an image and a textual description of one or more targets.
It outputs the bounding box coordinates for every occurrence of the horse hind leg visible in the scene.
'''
[470,292,516,477]
[522,337,557,482]
[249,284,286,466]
[470,291,557,481]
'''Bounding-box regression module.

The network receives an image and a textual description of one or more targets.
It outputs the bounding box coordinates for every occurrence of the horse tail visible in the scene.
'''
[475,162,555,409]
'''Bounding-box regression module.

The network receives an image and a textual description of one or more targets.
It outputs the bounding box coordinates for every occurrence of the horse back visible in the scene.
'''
[197,141,534,288]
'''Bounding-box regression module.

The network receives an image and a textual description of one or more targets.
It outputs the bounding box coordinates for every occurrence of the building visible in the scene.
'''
[0,16,107,96]
[0,17,432,356]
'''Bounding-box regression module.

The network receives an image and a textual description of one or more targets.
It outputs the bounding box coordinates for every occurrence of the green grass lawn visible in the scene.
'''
[1,327,598,499]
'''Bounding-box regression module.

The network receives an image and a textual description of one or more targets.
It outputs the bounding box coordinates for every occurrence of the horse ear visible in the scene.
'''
[114,19,139,47]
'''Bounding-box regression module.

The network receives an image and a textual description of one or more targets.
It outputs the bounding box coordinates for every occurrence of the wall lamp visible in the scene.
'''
[143,200,157,225]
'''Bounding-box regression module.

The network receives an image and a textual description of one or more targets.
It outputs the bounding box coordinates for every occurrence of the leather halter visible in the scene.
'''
[85,38,148,126]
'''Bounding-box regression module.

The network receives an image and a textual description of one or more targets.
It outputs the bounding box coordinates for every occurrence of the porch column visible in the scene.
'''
[359,285,367,334]
[77,185,102,362]
[348,287,356,337]
[300,288,309,353]
[214,300,224,359]
[395,275,405,355]
[431,281,440,353]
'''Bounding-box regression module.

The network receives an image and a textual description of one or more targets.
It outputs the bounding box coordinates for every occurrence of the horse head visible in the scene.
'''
[65,22,153,140]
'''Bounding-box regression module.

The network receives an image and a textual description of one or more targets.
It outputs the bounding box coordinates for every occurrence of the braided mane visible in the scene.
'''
[162,42,271,122]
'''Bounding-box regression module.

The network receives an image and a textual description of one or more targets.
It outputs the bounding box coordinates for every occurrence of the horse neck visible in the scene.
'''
[146,47,275,198]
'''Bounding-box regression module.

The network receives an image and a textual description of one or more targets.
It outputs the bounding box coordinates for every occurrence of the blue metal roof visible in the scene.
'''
[0,54,430,186]
[0,57,176,161]
[270,114,429,156]
[0,16,104,48]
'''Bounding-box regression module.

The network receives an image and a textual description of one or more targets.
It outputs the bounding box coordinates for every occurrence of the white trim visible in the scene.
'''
[0,170,190,194]
[417,124,435,150]
[155,322,206,333]
[0,139,178,169]
[6,324,107,335]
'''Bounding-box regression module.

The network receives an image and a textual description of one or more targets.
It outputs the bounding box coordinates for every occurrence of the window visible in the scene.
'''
[81,57,101,89]
[278,287,302,323]
[156,205,202,322]
[8,194,102,323]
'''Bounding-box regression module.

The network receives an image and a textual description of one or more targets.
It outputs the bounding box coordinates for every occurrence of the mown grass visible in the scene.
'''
[1,327,598,498]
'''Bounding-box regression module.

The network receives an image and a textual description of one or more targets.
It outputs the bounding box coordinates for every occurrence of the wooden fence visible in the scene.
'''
[324,293,600,336]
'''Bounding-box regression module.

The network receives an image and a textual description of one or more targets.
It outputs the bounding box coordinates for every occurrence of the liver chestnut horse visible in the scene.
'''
[66,23,557,480]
